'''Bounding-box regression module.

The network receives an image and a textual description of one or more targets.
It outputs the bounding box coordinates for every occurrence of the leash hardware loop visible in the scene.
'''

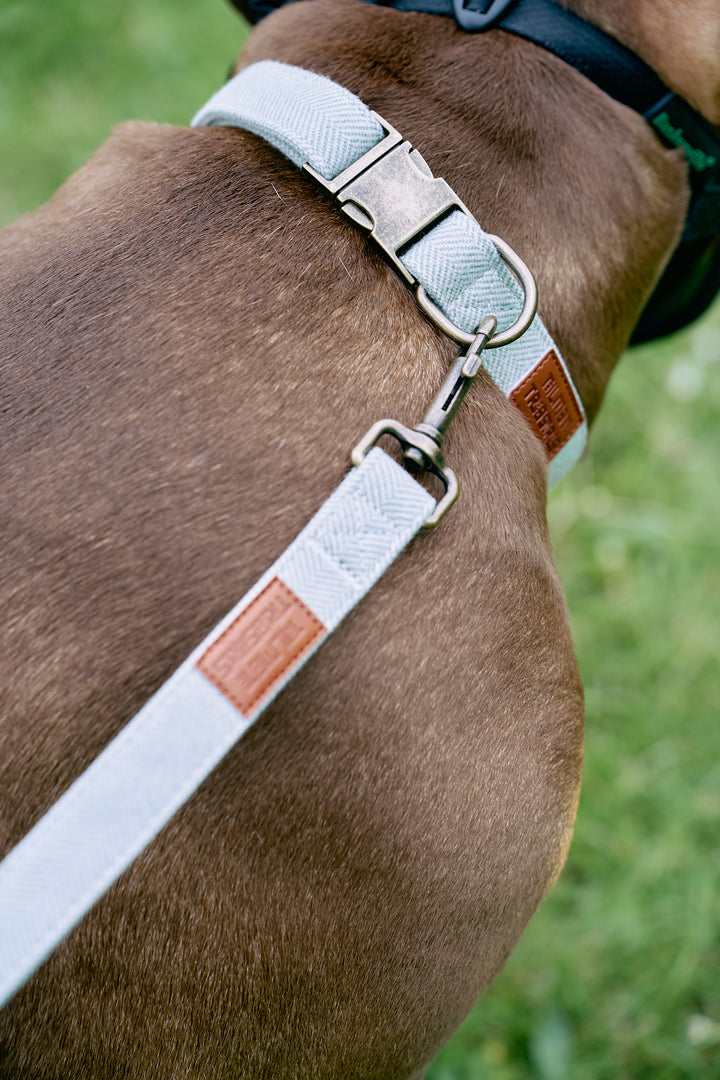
[351,318,496,527]
[352,419,458,528]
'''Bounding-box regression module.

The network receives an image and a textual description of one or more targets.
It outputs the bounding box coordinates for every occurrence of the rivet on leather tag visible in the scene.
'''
[196,577,326,718]
[509,349,584,459]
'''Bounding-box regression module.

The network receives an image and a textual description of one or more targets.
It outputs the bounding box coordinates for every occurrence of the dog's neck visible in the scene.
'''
[239,0,694,421]
[564,0,720,124]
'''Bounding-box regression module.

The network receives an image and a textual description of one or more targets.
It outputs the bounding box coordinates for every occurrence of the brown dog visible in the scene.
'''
[0,0,717,1076]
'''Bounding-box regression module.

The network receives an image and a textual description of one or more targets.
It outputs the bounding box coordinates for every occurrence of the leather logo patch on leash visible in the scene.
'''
[197,577,326,717]
[509,348,584,459]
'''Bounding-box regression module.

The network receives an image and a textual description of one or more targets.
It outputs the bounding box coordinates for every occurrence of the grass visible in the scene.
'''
[0,0,243,225]
[2,3,719,1076]
[430,321,720,1080]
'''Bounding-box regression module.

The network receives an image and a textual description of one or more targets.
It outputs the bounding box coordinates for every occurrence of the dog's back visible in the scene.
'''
[0,0,699,1074]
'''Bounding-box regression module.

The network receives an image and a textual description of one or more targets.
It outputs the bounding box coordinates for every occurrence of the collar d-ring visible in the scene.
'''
[415,233,538,347]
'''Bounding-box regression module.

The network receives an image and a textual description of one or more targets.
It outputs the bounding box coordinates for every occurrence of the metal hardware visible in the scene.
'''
[308,109,539,522]
[352,418,460,528]
[452,0,519,32]
[305,114,538,344]
[351,318,497,527]
[416,233,538,347]
[306,112,475,285]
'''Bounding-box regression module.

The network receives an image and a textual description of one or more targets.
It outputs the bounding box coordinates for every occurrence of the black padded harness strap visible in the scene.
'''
[460,0,668,112]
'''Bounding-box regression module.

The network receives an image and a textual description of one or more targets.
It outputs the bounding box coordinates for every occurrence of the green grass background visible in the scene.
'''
[2,2,718,1076]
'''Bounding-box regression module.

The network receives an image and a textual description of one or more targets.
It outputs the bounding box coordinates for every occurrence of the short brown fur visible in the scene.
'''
[0,0,715,1076]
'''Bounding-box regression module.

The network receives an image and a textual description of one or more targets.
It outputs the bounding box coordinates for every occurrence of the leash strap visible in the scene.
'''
[192,61,587,483]
[0,449,435,1007]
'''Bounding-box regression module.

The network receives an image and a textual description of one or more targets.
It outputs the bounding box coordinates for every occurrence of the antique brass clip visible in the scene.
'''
[351,317,497,527]
[304,113,466,286]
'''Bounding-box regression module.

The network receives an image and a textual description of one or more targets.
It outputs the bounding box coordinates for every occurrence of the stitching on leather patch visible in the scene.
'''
[196,577,326,718]
[509,349,583,459]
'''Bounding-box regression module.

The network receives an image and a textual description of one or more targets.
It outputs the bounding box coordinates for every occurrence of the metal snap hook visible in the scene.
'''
[350,318,497,527]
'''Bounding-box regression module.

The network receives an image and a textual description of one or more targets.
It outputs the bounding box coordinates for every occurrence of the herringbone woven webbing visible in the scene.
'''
[193,60,588,483]
[0,449,435,1007]
[0,60,589,1007]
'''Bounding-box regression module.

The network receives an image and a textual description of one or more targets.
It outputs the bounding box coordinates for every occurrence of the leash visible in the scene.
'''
[0,450,435,1007]
[0,61,586,1007]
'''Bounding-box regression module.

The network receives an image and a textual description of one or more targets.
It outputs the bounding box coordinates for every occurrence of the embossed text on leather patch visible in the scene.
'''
[197,577,326,718]
[509,349,583,459]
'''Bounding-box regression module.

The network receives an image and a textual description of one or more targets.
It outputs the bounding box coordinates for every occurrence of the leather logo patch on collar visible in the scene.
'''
[509,349,583,459]
[197,577,326,718]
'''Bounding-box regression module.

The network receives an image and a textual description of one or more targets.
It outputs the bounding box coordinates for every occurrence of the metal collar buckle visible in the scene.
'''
[305,109,541,526]
[304,111,537,349]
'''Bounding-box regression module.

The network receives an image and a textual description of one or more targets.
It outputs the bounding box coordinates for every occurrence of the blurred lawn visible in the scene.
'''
[2,2,719,1077]
[0,0,243,224]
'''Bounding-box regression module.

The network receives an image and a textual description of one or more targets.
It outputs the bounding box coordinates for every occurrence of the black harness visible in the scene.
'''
[240,0,720,343]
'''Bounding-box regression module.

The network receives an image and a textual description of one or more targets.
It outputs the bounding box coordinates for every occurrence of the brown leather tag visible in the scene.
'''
[509,349,583,459]
[196,577,326,718]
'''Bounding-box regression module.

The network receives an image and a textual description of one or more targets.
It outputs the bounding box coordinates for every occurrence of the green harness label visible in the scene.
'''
[652,111,718,173]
